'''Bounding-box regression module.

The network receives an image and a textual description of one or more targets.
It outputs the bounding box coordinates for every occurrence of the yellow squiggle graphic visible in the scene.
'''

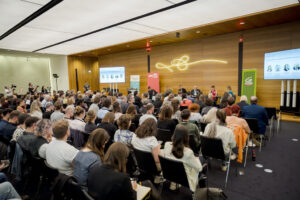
[155,55,228,72]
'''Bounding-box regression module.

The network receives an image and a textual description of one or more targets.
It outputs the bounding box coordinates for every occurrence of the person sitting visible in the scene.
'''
[46,120,79,176]
[126,104,140,132]
[226,86,234,97]
[178,84,187,94]
[69,106,86,148]
[74,128,109,188]
[30,100,42,119]
[139,103,157,125]
[97,112,117,141]
[64,105,74,121]
[157,105,178,133]
[226,105,250,134]
[203,109,236,171]
[97,98,111,119]
[16,99,27,113]
[88,142,137,200]
[35,119,53,159]
[180,93,192,107]
[85,110,97,134]
[11,113,29,141]
[0,108,12,133]
[242,96,268,136]
[191,85,201,97]
[89,95,100,114]
[112,101,122,121]
[114,114,135,146]
[153,93,163,110]
[201,97,214,116]
[161,125,202,192]
[237,95,249,113]
[132,118,161,166]
[120,96,129,114]
[188,103,202,124]
[50,101,64,123]
[17,116,40,155]
[1,110,20,142]
[171,99,181,121]
[180,109,201,152]
[43,102,54,119]
[208,85,218,100]
[139,99,150,115]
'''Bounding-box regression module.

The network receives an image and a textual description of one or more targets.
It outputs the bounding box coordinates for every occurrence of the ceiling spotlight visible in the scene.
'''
[88,70,92,73]
[176,32,180,38]
[240,21,245,25]
[196,30,201,34]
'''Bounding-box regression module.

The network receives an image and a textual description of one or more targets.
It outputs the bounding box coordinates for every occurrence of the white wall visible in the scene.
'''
[0,49,69,94]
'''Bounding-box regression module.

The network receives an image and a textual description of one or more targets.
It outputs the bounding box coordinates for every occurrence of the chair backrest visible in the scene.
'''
[159,155,190,189]
[44,160,59,183]
[245,118,259,134]
[133,148,159,176]
[265,107,276,119]
[70,128,86,148]
[66,179,94,200]
[8,140,16,163]
[156,128,172,144]
[189,135,200,155]
[200,122,207,132]
[200,136,225,160]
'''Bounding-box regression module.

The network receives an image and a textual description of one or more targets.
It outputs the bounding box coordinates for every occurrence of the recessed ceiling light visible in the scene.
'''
[196,30,201,34]
[240,21,245,25]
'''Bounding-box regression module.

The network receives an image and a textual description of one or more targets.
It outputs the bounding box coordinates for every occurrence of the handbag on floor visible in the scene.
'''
[193,187,227,200]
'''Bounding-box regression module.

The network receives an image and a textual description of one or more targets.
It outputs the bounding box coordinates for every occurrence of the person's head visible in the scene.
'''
[17,99,25,108]
[227,86,232,91]
[219,99,228,109]
[65,105,75,118]
[205,97,213,106]
[85,110,96,123]
[3,108,13,121]
[216,109,226,126]
[171,98,180,113]
[18,113,29,127]
[128,95,135,103]
[86,128,110,161]
[168,94,174,101]
[126,104,137,116]
[146,103,154,114]
[74,106,85,119]
[45,102,54,111]
[143,92,149,99]
[171,124,189,159]
[54,101,62,111]
[52,120,70,140]
[35,119,52,140]
[158,105,173,121]
[112,101,121,113]
[240,95,248,103]
[211,85,215,90]
[102,98,111,108]
[104,142,130,173]
[155,93,162,101]
[227,96,235,106]
[231,104,241,116]
[181,109,191,121]
[30,100,41,114]
[134,91,138,96]
[93,95,101,104]
[117,114,131,130]
[102,112,115,124]
[9,110,20,124]
[135,118,157,138]
[250,96,258,105]
[25,116,39,131]
[188,103,200,113]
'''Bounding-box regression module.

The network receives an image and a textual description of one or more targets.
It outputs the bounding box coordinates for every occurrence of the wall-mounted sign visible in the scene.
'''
[155,55,228,72]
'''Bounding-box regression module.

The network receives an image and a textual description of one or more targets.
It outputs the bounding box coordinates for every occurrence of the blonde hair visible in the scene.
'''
[30,100,41,114]
[102,112,115,124]
[85,110,96,123]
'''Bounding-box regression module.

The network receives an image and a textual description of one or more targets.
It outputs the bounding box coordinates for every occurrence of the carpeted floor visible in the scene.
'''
[161,121,300,200]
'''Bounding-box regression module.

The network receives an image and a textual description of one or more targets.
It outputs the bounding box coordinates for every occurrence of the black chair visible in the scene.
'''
[265,107,278,139]
[245,118,263,152]
[133,148,160,182]
[8,140,16,164]
[159,155,190,191]
[156,128,172,145]
[189,135,200,155]
[200,122,208,133]
[200,136,231,188]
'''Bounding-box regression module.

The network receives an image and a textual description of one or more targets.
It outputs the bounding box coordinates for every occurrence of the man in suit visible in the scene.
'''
[242,96,268,136]
[191,85,201,97]
[147,86,157,100]
[178,84,187,94]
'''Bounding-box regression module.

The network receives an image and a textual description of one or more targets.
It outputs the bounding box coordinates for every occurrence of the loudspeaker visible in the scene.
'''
[53,74,59,78]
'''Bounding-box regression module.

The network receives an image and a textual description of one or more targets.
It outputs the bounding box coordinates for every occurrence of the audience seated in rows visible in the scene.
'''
[139,103,157,125]
[11,113,29,141]
[84,110,97,134]
[157,105,178,133]
[114,114,135,146]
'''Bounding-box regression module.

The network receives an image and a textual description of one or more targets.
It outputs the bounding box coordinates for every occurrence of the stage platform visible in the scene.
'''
[280,113,300,123]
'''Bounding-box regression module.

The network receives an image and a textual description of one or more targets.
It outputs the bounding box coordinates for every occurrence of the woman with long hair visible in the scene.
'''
[161,124,202,192]
[112,101,122,121]
[126,104,140,132]
[74,128,109,188]
[157,105,178,133]
[203,109,236,171]
[98,112,117,141]
[171,98,181,122]
[85,110,97,134]
[30,100,42,119]
[88,142,137,200]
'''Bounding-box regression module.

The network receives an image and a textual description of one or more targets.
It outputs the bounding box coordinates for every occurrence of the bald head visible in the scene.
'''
[250,96,258,104]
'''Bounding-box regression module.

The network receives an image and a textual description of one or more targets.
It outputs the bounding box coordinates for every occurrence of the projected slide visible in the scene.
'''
[100,67,125,83]
[264,48,300,80]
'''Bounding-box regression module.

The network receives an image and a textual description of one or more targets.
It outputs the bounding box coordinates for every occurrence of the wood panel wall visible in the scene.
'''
[68,20,300,108]
[68,56,99,92]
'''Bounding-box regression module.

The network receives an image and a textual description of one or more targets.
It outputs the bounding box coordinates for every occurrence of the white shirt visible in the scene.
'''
[139,114,157,125]
[46,139,79,176]
[162,142,202,192]
[189,112,203,124]
[31,111,43,119]
[5,88,13,97]
[131,135,159,152]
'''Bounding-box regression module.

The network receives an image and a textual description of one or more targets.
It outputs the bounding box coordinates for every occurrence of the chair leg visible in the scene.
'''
[244,137,249,168]
[277,112,281,135]
[225,153,231,189]
[259,135,262,152]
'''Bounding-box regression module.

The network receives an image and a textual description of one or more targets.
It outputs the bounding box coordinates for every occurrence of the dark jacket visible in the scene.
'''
[157,119,178,133]
[85,123,97,134]
[17,132,47,158]
[97,123,117,139]
[242,104,268,134]
[88,164,136,200]
[1,122,17,141]
[237,101,249,112]
[43,111,53,119]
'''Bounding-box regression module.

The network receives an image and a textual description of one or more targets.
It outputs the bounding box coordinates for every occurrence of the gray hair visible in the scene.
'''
[240,95,248,102]
[35,119,52,137]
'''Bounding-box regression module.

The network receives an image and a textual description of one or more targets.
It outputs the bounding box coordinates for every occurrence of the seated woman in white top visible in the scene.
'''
[131,118,161,164]
[203,109,236,171]
[188,103,202,124]
[161,124,202,192]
